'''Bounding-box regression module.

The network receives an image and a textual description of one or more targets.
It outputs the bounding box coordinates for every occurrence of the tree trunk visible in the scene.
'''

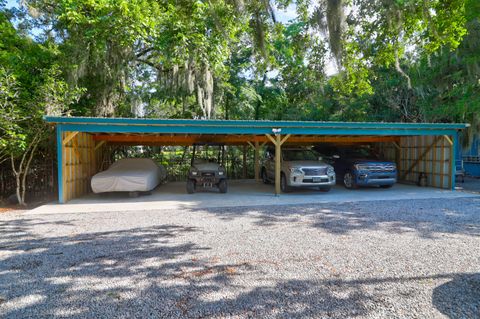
[10,132,41,206]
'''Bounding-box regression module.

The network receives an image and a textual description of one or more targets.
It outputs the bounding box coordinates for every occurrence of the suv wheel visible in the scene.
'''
[261,168,270,184]
[186,179,195,194]
[218,179,228,193]
[343,172,357,189]
[280,173,290,193]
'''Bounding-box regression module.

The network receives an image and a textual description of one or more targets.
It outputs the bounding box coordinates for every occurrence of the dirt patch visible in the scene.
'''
[0,207,14,213]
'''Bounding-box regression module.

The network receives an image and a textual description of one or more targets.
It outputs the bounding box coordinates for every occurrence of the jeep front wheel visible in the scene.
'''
[218,179,228,193]
[186,179,195,194]
[261,168,270,184]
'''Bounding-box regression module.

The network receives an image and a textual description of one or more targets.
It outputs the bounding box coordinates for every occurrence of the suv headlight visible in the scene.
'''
[290,167,303,175]
[327,166,335,175]
[354,164,369,171]
[191,169,198,176]
[218,171,224,176]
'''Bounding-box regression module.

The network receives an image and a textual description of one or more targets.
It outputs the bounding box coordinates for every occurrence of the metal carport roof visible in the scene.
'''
[44,116,470,203]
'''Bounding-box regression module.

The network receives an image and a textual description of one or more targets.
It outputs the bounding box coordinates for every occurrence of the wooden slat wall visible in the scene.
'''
[62,132,105,202]
[380,136,452,189]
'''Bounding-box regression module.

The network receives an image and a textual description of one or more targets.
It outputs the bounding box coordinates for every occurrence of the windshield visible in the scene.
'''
[343,147,378,159]
[193,145,222,164]
[282,150,319,161]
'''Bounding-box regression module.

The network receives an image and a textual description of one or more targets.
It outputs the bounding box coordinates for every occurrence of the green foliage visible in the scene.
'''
[0,7,83,154]
[2,0,478,135]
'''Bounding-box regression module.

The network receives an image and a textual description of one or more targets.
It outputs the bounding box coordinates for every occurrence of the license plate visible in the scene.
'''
[312,177,321,183]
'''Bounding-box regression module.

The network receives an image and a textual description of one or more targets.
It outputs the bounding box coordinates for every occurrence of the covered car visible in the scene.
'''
[91,158,166,193]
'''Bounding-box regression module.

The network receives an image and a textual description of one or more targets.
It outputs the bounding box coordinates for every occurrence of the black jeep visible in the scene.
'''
[186,144,228,194]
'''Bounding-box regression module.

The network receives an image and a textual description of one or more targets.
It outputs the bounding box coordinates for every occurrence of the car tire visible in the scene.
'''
[280,173,290,193]
[261,168,270,184]
[218,179,228,193]
[319,186,331,192]
[343,172,357,189]
[186,179,195,194]
[380,184,393,189]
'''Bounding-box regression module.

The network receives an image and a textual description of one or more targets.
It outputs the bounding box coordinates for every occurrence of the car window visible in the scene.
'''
[343,147,378,159]
[316,146,337,156]
[282,150,319,161]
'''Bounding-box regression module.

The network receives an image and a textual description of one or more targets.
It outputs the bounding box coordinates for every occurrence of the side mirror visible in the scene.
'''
[333,155,340,159]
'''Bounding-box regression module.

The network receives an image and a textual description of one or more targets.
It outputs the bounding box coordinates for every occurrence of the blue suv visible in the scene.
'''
[315,145,397,189]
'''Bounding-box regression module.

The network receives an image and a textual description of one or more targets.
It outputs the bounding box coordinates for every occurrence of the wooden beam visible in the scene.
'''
[71,138,83,163]
[401,136,442,180]
[254,141,260,182]
[449,135,454,189]
[94,140,106,151]
[443,135,453,146]
[63,131,79,146]
[242,145,247,179]
[93,133,401,146]
[280,134,291,146]
[265,134,276,145]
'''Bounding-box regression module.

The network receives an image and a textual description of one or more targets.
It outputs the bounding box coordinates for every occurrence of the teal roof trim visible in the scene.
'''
[45,116,469,133]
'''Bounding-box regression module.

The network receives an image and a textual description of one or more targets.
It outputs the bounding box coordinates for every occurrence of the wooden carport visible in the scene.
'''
[44,117,469,203]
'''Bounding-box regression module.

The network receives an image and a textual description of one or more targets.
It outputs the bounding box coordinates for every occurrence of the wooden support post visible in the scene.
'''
[57,128,64,203]
[254,141,260,181]
[440,136,445,188]
[393,141,401,175]
[242,144,247,179]
[275,134,281,195]
[432,136,437,187]
[447,135,454,189]
[265,134,291,195]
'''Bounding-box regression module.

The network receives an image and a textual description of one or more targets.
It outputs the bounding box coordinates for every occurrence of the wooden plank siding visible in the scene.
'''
[380,136,452,189]
[61,132,105,202]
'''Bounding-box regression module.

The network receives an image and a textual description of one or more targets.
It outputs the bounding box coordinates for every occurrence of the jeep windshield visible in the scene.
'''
[282,150,319,161]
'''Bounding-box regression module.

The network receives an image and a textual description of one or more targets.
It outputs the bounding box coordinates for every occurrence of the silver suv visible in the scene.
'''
[261,147,336,192]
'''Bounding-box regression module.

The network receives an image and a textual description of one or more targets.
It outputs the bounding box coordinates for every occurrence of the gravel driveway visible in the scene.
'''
[1,197,480,318]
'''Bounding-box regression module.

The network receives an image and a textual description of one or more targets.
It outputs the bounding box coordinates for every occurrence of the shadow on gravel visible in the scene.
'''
[0,220,210,318]
[0,216,374,318]
[0,218,76,242]
[432,273,480,319]
[195,198,480,238]
[1,216,479,318]
[0,218,366,318]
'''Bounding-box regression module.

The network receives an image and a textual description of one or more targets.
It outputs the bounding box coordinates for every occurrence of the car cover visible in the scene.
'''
[91,158,166,193]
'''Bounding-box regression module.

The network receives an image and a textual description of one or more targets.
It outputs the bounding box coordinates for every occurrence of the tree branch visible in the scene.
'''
[394,48,412,90]
[135,47,155,58]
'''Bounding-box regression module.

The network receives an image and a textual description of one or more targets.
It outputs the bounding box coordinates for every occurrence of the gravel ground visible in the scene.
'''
[458,176,480,194]
[1,197,480,318]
